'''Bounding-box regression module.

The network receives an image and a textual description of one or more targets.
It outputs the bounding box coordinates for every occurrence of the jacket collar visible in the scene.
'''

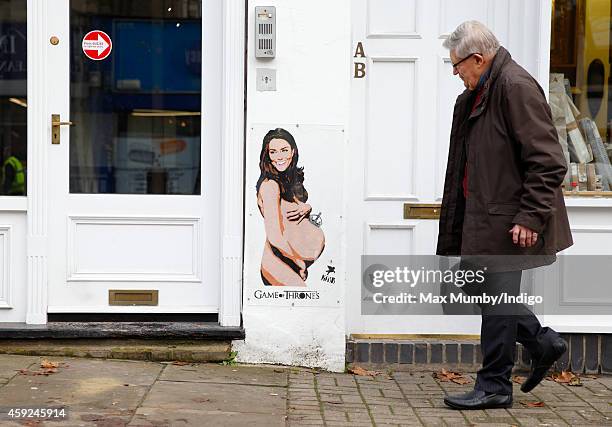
[464,46,512,120]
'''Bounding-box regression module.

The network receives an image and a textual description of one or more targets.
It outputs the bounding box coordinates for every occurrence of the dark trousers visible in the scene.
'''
[460,269,560,395]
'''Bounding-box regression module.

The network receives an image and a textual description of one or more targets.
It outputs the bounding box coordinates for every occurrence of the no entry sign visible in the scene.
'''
[82,30,112,61]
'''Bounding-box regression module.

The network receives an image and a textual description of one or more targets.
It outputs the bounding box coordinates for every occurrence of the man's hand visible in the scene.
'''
[508,224,538,247]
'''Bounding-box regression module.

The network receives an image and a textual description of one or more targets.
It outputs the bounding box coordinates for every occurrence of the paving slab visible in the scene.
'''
[131,380,287,426]
[0,354,40,381]
[0,356,161,426]
[159,362,289,387]
[128,408,286,427]
[138,380,286,413]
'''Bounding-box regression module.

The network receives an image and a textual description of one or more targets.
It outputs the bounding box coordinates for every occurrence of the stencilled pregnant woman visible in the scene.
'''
[256,128,325,286]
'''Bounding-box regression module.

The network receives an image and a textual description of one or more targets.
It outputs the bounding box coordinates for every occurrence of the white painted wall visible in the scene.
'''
[235,0,351,372]
[0,209,28,322]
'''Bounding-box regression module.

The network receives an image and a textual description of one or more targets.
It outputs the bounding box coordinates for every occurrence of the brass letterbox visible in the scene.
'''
[403,203,441,219]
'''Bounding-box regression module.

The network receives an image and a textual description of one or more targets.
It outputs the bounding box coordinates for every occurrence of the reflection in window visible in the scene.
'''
[70,0,202,194]
[0,0,26,196]
[550,0,612,196]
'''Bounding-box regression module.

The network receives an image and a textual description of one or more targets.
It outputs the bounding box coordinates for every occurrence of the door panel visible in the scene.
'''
[47,0,221,313]
[348,0,535,334]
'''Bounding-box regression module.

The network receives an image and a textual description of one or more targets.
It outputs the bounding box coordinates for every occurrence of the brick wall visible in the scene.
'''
[346,334,612,374]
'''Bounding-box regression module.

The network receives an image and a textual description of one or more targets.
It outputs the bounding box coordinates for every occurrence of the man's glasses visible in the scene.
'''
[452,52,482,70]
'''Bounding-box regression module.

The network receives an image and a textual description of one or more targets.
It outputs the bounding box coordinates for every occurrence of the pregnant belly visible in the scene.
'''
[279,202,325,261]
[284,219,325,261]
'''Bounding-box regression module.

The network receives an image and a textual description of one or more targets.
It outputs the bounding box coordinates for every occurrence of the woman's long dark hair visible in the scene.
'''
[256,128,308,203]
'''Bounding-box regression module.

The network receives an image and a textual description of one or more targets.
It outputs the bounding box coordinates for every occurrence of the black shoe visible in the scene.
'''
[521,337,568,393]
[443,389,512,410]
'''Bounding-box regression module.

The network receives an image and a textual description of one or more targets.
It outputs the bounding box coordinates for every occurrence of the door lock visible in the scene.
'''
[51,114,74,145]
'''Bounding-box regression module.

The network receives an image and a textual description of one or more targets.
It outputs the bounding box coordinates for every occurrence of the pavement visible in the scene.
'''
[0,354,610,426]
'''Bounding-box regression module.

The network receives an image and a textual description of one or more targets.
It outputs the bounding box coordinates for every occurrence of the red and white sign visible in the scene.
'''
[82,30,112,61]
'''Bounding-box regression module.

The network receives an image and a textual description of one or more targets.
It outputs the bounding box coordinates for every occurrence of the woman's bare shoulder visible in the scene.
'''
[259,179,280,196]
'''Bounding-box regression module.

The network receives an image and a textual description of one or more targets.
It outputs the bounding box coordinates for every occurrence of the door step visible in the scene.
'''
[0,322,244,339]
[0,322,244,362]
[0,338,232,362]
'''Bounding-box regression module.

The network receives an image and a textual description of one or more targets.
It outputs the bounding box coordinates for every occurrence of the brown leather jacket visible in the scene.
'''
[436,47,573,271]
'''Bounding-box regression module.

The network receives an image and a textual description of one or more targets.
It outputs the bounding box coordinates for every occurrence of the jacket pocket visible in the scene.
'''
[487,202,521,216]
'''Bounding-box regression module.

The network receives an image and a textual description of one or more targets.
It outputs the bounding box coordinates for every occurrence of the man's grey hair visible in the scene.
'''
[443,21,500,58]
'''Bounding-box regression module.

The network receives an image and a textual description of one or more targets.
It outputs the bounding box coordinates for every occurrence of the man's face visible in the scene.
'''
[450,51,485,91]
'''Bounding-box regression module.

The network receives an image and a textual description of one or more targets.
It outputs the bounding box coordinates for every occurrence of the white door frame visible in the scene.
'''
[25,0,245,326]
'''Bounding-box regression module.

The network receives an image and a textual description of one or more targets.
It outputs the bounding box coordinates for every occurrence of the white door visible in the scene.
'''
[348,0,549,334]
[46,1,222,313]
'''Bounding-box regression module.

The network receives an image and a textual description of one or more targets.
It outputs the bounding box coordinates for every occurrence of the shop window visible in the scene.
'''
[69,0,202,194]
[0,0,27,196]
[550,0,612,196]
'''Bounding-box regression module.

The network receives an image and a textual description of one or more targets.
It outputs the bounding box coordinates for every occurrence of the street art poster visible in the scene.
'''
[244,124,344,307]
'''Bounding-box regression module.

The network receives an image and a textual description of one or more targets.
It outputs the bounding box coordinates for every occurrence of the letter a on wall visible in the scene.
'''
[354,42,366,58]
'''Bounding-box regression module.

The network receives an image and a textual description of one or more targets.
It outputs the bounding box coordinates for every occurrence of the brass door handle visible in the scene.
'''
[51,114,74,144]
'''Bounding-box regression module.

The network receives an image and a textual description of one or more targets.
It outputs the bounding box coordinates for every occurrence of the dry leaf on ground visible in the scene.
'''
[520,401,545,407]
[18,367,58,376]
[348,366,380,377]
[512,375,526,384]
[551,371,581,386]
[171,361,191,366]
[432,369,472,385]
[40,359,59,369]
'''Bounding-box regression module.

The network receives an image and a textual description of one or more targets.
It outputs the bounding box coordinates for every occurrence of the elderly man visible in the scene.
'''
[437,21,573,410]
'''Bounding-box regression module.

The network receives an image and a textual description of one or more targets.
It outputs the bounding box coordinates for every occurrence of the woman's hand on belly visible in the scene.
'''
[286,202,312,223]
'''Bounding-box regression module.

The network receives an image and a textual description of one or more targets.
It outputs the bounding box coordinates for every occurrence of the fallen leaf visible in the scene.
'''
[40,359,59,369]
[172,361,190,366]
[512,375,526,384]
[520,401,545,407]
[349,366,379,377]
[551,371,578,384]
[580,374,598,379]
[19,368,57,376]
[568,376,582,387]
[432,369,472,384]
[450,376,472,385]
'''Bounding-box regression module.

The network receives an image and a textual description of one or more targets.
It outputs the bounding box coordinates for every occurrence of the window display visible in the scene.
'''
[550,0,612,196]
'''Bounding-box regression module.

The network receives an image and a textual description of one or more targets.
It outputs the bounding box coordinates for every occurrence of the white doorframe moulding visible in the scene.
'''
[25,0,49,324]
[219,0,246,327]
[25,0,246,325]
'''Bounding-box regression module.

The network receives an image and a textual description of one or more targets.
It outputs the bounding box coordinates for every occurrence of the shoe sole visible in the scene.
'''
[443,398,513,410]
[521,339,568,393]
